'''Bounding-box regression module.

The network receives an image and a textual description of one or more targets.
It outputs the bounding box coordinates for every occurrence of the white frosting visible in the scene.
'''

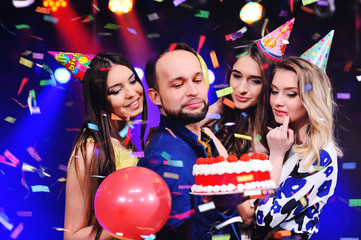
[191,180,276,193]
[193,159,273,176]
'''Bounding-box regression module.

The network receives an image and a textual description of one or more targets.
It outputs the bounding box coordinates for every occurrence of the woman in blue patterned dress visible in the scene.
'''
[254,57,343,239]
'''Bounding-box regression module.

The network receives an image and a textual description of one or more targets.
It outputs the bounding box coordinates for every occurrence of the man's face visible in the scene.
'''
[152,50,209,125]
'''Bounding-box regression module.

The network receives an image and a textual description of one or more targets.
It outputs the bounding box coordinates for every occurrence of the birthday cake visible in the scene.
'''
[191,153,275,194]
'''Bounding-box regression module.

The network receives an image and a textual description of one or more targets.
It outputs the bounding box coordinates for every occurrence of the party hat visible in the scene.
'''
[48,51,95,81]
[255,18,295,61]
[300,30,334,71]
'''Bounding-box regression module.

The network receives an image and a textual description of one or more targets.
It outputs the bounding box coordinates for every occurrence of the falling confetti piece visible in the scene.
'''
[173,0,186,7]
[31,185,50,192]
[349,199,361,207]
[224,122,236,127]
[210,50,219,68]
[147,12,159,21]
[161,151,171,160]
[17,211,32,217]
[127,27,137,35]
[119,125,129,138]
[0,214,13,231]
[178,185,192,189]
[130,151,144,158]
[91,175,106,178]
[261,18,269,38]
[15,24,30,30]
[197,35,206,53]
[336,93,350,100]
[356,75,361,82]
[215,216,243,230]
[10,222,23,239]
[26,146,42,161]
[32,52,44,59]
[147,33,161,39]
[198,201,215,212]
[234,133,252,141]
[167,160,183,167]
[163,172,179,179]
[244,189,262,196]
[3,150,20,167]
[4,116,16,123]
[343,60,353,72]
[302,0,320,5]
[237,174,254,182]
[257,134,262,141]
[216,87,233,98]
[212,235,231,240]
[142,234,156,240]
[30,34,44,41]
[241,112,248,117]
[17,77,29,95]
[300,197,308,207]
[165,127,177,138]
[87,123,99,131]
[53,227,69,232]
[104,23,120,30]
[212,84,229,88]
[342,162,356,169]
[300,5,315,14]
[35,6,50,14]
[206,113,221,119]
[223,98,235,109]
[195,10,210,18]
[43,15,59,24]
[19,57,33,68]
[311,32,321,41]
[57,177,66,182]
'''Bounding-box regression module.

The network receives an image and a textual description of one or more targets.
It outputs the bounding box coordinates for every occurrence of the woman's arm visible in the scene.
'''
[237,200,255,228]
[64,144,114,240]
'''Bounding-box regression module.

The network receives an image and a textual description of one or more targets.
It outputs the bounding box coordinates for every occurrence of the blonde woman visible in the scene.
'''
[255,57,342,240]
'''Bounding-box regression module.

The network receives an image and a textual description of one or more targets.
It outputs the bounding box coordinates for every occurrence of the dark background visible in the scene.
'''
[0,0,360,239]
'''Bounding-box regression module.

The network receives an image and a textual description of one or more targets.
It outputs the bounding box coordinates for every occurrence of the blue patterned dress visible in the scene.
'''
[255,142,338,238]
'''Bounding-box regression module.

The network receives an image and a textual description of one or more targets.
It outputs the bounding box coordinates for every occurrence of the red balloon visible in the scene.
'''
[94,166,172,239]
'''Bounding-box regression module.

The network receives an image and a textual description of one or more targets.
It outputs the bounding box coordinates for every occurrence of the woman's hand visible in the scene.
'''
[267,114,294,158]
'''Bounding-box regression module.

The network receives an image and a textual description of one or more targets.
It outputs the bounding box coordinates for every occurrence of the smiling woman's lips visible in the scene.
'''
[126,99,140,109]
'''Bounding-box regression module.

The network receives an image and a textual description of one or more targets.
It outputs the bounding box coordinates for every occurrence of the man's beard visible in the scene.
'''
[162,99,209,125]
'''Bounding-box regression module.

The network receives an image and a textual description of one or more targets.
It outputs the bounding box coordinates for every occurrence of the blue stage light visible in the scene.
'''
[54,68,71,84]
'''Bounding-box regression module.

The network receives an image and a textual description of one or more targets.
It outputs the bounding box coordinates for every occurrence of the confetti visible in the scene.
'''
[212,84,229,88]
[168,43,177,52]
[19,57,33,68]
[10,222,23,239]
[207,51,220,70]
[53,227,69,232]
[198,201,215,212]
[300,5,315,14]
[206,113,221,119]
[35,6,51,14]
[147,12,159,21]
[244,189,262,196]
[3,150,20,167]
[340,238,359,240]
[212,235,230,240]
[17,211,32,217]
[178,185,192,189]
[256,134,262,141]
[173,0,186,7]
[197,35,206,53]
[57,177,66,182]
[130,151,145,158]
[311,32,321,41]
[342,162,356,169]
[26,146,42,161]
[302,0,320,5]
[91,175,106,178]
[241,112,248,117]
[234,134,252,141]
[0,23,16,36]
[15,24,30,30]
[43,15,59,24]
[300,197,308,207]
[214,123,219,132]
[58,164,67,171]
[32,52,44,59]
[215,216,243,230]
[336,93,350,100]
[279,10,288,17]
[343,60,353,72]
[0,213,13,231]
[237,174,254,182]
[349,199,361,207]
[119,125,129,138]
[357,75,361,82]
[216,87,233,98]
[104,23,120,30]
[195,10,210,19]
[87,123,99,131]
[4,116,16,123]
[223,98,235,109]
[304,83,312,91]
[22,162,37,172]
[261,18,269,38]
[161,151,171,160]
[167,160,183,167]
[30,34,44,41]
[163,172,179,179]
[168,209,194,220]
[142,234,156,240]
[97,32,112,36]
[31,185,50,193]
[235,50,249,59]
[224,122,236,127]
[17,77,29,95]
[147,33,161,39]
[127,27,137,35]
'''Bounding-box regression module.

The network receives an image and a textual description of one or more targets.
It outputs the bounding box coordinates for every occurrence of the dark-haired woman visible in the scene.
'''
[64,52,147,240]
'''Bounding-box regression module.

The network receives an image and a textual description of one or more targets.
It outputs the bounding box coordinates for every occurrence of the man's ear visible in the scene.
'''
[148,88,162,107]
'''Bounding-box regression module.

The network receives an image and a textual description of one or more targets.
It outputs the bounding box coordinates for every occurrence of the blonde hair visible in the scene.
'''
[275,57,342,168]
